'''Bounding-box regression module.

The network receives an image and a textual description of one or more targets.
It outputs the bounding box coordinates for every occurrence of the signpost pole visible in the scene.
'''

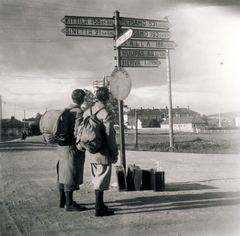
[0,96,2,142]
[115,10,126,169]
[134,109,138,148]
[166,49,174,150]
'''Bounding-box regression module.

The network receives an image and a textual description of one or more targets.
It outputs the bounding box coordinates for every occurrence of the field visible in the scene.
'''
[2,130,240,154]
[116,130,240,154]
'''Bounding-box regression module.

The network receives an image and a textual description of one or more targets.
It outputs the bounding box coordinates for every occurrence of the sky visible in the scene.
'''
[0,0,239,120]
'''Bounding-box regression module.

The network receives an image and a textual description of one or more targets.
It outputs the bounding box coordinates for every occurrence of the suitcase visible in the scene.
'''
[141,170,152,190]
[151,170,165,191]
[126,164,142,191]
[116,165,127,191]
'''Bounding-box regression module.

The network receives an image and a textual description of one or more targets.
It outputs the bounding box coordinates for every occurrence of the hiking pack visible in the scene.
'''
[76,107,105,154]
[39,108,73,144]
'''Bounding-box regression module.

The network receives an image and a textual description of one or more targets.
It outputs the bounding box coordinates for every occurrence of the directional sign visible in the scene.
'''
[121,39,177,49]
[122,29,171,39]
[121,17,171,29]
[120,49,167,58]
[120,59,161,67]
[116,29,133,48]
[61,27,115,38]
[61,16,114,27]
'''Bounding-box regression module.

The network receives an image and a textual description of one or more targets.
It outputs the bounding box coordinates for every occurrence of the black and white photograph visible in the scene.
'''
[0,0,240,235]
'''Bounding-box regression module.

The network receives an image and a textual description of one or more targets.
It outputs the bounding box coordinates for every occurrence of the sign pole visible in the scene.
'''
[166,49,174,150]
[115,11,126,169]
[134,109,138,148]
[0,96,2,142]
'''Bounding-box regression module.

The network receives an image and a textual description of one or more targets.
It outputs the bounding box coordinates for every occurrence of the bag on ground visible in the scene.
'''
[39,108,71,144]
[76,107,104,154]
[126,164,142,191]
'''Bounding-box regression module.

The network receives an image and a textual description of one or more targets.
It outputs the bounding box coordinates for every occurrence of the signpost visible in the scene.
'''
[61,11,176,169]
[120,49,167,58]
[61,27,115,38]
[120,59,161,67]
[116,29,133,48]
[120,17,172,29]
[122,29,171,39]
[121,39,177,49]
[61,16,114,27]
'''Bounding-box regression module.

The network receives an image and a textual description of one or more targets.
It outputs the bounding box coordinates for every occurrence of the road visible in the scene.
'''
[0,136,240,236]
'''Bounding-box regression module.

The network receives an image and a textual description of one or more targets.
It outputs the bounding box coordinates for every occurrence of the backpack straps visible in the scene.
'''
[90,107,105,116]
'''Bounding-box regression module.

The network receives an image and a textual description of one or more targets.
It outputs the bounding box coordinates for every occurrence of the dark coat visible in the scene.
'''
[82,101,118,165]
[57,103,85,186]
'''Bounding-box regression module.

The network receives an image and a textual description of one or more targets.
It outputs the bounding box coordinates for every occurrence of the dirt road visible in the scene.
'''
[1,136,240,236]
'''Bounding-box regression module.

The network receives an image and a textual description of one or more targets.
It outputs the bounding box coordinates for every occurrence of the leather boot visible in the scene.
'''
[65,191,86,212]
[59,188,66,208]
[95,190,114,217]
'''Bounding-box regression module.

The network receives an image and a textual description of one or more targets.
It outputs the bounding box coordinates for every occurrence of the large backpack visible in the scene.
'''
[39,108,73,144]
[76,107,104,154]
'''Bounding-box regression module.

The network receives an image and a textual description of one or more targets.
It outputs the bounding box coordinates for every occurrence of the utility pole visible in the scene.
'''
[134,109,138,148]
[0,96,2,142]
[115,10,126,170]
[24,110,26,132]
[166,49,174,151]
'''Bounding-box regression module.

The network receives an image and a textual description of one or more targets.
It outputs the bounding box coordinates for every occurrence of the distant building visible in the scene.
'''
[207,110,240,127]
[126,106,199,129]
[2,116,27,136]
[161,116,206,133]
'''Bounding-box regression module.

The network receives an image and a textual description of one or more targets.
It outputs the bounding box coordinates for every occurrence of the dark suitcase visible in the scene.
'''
[141,170,152,190]
[126,164,142,191]
[116,165,127,191]
[151,170,165,191]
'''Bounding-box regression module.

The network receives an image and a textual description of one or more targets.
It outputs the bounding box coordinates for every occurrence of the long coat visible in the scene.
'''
[82,101,118,165]
[57,103,85,186]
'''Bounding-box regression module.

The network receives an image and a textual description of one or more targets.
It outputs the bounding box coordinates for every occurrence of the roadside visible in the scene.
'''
[0,137,240,236]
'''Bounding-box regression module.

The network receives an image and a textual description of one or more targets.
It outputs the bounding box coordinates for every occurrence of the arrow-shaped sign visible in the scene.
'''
[120,17,172,29]
[120,59,161,67]
[61,16,114,27]
[121,40,177,49]
[61,27,115,38]
[116,29,133,48]
[122,29,172,39]
[120,49,167,58]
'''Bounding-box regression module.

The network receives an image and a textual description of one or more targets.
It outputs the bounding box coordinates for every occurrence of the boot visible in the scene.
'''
[59,188,66,208]
[65,191,86,212]
[95,190,114,217]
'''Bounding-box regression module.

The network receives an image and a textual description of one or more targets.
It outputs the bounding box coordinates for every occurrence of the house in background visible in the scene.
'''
[125,106,199,129]
[161,116,207,133]
[207,110,240,127]
[2,116,27,136]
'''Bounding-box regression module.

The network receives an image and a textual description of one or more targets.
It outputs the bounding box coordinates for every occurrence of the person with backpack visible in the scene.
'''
[56,89,87,212]
[80,87,118,217]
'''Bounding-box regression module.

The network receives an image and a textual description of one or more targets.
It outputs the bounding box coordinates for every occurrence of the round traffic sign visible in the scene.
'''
[110,67,132,100]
